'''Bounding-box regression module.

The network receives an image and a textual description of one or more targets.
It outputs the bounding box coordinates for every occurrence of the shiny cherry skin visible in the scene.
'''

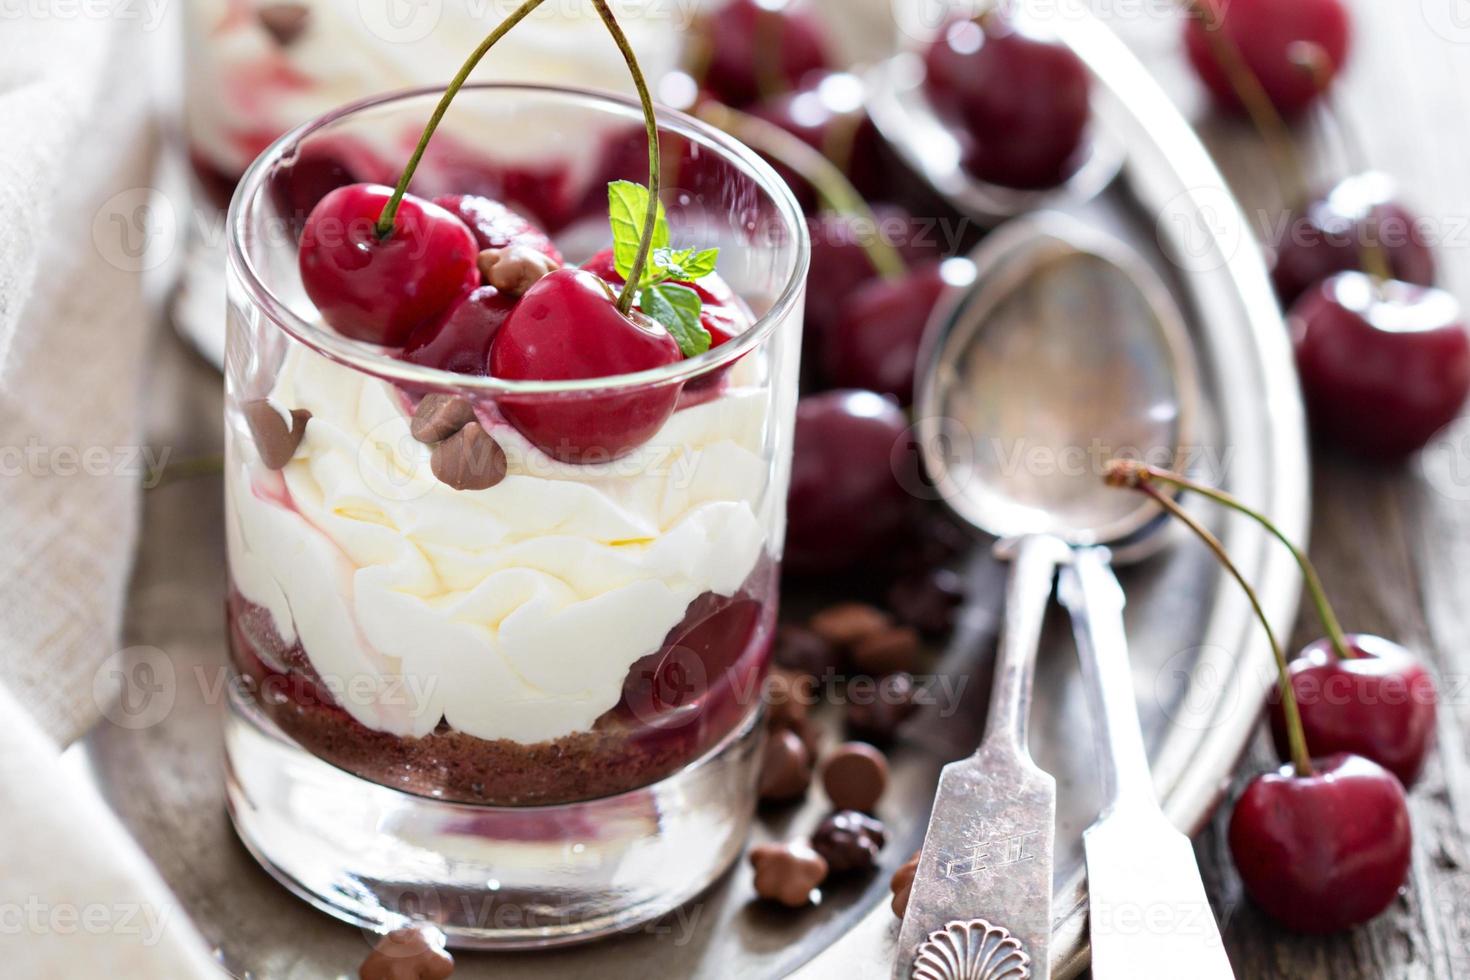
[1271,172,1435,305]
[1290,272,1470,458]
[1268,635,1438,788]
[749,71,885,209]
[298,184,479,347]
[923,14,1090,190]
[702,0,831,108]
[269,136,389,236]
[1184,0,1351,118]
[786,390,917,574]
[1228,753,1411,933]
[433,193,562,263]
[823,261,949,405]
[490,268,682,462]
[401,286,517,376]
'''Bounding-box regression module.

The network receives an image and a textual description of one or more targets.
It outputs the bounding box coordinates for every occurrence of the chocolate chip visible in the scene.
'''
[890,852,920,918]
[431,422,507,491]
[758,727,812,802]
[851,625,922,676]
[809,602,892,650]
[410,394,476,445]
[257,2,310,46]
[888,568,964,635]
[765,668,811,733]
[478,246,559,295]
[821,741,889,813]
[244,399,310,470]
[359,925,454,980]
[811,810,887,873]
[846,671,918,743]
[773,623,841,679]
[749,842,828,907]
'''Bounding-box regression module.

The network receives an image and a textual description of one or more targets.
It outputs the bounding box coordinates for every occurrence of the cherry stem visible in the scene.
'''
[374,0,550,238]
[696,102,907,281]
[1183,0,1308,208]
[1115,461,1355,662]
[1128,481,1315,777]
[589,0,660,314]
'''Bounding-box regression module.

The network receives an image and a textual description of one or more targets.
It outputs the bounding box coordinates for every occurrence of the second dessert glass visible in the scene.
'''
[223,83,807,946]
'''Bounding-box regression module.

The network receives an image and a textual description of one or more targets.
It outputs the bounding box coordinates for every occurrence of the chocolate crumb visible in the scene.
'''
[821,742,889,813]
[431,422,507,491]
[851,625,922,677]
[244,399,310,470]
[758,727,812,802]
[359,925,454,980]
[846,672,918,743]
[749,842,828,907]
[411,394,476,445]
[890,852,920,918]
[478,245,559,295]
[809,602,891,650]
[257,2,310,46]
[811,810,887,873]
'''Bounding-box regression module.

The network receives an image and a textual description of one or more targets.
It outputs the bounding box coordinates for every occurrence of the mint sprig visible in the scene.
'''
[607,180,721,358]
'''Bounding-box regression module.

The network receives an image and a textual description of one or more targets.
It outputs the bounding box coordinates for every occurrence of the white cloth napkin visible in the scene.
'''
[0,13,218,978]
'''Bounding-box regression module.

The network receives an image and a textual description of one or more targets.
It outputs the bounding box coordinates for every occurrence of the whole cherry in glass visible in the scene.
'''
[434,193,562,262]
[402,286,518,376]
[1269,635,1438,788]
[1183,0,1351,118]
[1228,753,1411,933]
[298,184,479,347]
[490,268,682,462]
[1271,172,1435,306]
[1290,271,1470,458]
[786,390,916,574]
[923,12,1091,190]
[823,260,955,405]
[701,0,831,108]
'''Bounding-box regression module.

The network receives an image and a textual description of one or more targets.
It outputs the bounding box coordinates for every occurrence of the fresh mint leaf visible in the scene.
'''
[653,246,720,283]
[608,180,669,283]
[642,283,710,358]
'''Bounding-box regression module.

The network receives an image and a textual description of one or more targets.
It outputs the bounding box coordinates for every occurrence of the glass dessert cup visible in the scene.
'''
[223,83,807,947]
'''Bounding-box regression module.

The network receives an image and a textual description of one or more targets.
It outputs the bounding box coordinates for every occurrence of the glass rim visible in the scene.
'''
[226,82,810,395]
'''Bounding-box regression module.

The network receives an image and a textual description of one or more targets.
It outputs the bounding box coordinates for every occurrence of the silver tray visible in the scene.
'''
[94,2,1307,977]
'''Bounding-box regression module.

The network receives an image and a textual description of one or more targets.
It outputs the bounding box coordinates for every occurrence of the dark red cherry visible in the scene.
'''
[1268,635,1437,788]
[749,72,879,211]
[490,268,682,462]
[298,184,479,347]
[270,136,389,235]
[1184,0,1351,118]
[823,261,950,405]
[401,286,517,376]
[786,390,916,574]
[1228,754,1411,933]
[1290,272,1470,457]
[433,194,562,263]
[923,14,1091,190]
[702,0,831,108]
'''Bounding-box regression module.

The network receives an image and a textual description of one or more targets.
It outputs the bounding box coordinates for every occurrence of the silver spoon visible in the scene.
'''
[894,214,1230,979]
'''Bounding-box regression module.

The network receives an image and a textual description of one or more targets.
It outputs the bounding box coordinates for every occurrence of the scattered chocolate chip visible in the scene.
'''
[851,625,922,676]
[765,668,812,733]
[809,602,892,649]
[846,671,919,743]
[359,925,454,980]
[758,727,812,802]
[822,741,889,813]
[890,852,920,918]
[811,810,887,873]
[749,842,828,907]
[888,568,964,636]
[244,399,310,470]
[410,394,477,445]
[773,623,841,679]
[478,245,559,295]
[431,422,507,491]
[257,2,310,46]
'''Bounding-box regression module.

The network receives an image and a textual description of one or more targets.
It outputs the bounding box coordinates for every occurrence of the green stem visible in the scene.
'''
[590,0,660,314]
[374,0,550,238]
[1121,461,1355,662]
[1135,483,1315,777]
[697,102,907,281]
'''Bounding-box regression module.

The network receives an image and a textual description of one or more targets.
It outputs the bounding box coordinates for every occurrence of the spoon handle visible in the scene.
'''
[1060,547,1235,980]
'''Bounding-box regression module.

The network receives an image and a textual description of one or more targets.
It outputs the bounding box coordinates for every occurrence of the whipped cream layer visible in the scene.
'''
[227,345,773,744]
[187,0,686,177]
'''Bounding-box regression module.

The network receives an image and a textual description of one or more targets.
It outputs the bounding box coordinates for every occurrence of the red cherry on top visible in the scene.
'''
[1184,0,1351,118]
[298,184,479,347]
[490,268,683,462]
[923,13,1091,190]
[402,285,517,377]
[823,261,949,406]
[1268,635,1438,788]
[433,193,562,263]
[1290,271,1470,458]
[702,0,831,108]
[1228,753,1410,933]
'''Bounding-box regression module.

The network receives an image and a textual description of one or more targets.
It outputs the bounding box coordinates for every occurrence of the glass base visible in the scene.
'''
[224,681,764,949]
